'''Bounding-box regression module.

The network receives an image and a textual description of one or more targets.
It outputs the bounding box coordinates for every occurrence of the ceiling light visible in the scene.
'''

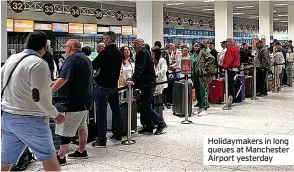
[280,21,288,23]
[250,16,259,19]
[233,13,244,15]
[166,3,185,6]
[202,9,214,11]
[204,0,215,2]
[273,18,280,20]
[278,14,288,17]
[273,11,276,13]
[274,4,287,6]
[235,6,254,9]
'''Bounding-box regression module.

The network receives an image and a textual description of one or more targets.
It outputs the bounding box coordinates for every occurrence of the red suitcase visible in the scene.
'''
[209,78,225,104]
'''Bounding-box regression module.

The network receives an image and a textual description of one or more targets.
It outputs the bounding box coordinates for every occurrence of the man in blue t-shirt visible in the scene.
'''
[51,39,93,165]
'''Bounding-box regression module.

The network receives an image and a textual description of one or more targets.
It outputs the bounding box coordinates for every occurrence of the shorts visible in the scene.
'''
[55,110,88,137]
[1,111,56,164]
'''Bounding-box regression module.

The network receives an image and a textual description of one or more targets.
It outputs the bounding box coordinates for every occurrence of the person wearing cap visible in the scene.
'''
[217,41,227,77]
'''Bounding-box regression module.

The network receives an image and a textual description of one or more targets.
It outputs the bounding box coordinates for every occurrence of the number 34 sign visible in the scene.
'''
[10,1,25,13]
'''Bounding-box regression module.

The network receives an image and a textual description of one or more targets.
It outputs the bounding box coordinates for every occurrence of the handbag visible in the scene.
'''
[1,54,33,97]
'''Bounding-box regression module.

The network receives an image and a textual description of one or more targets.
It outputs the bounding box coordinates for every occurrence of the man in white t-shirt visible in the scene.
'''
[1,31,65,171]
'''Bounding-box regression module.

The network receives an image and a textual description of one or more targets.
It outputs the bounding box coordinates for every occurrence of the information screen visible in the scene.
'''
[132,26,137,35]
[34,23,52,31]
[14,20,34,32]
[52,23,68,32]
[84,24,97,34]
[69,23,83,34]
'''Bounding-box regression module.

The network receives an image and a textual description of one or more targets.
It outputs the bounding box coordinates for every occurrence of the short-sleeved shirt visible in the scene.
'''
[57,51,93,112]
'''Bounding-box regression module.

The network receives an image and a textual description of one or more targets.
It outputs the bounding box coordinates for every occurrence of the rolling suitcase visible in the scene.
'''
[286,67,293,87]
[245,76,253,98]
[235,75,245,102]
[120,101,137,135]
[172,81,192,117]
[153,94,163,117]
[208,78,224,104]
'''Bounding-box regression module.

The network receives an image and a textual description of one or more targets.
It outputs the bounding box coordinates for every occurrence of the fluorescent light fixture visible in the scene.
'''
[273,18,280,20]
[235,6,254,9]
[274,4,287,6]
[280,21,288,23]
[278,14,288,17]
[166,3,185,6]
[204,0,215,2]
[273,11,276,13]
[250,16,259,19]
[233,12,244,15]
[202,9,214,11]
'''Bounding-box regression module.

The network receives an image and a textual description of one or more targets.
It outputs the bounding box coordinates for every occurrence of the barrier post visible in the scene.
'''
[222,70,231,110]
[181,74,193,124]
[122,85,136,145]
[273,64,277,93]
[251,63,258,100]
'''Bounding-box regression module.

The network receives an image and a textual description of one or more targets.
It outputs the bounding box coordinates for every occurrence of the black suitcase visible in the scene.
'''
[152,94,163,117]
[120,102,138,135]
[172,81,192,117]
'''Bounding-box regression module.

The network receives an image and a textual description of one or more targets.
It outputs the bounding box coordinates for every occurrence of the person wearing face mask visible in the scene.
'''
[193,43,215,116]
[1,31,65,171]
[51,39,93,164]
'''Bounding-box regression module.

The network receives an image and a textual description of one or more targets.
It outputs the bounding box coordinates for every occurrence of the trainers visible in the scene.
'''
[138,127,153,135]
[198,110,209,117]
[56,155,66,165]
[154,122,167,135]
[193,108,202,115]
[91,140,106,148]
[68,150,88,159]
[110,135,122,141]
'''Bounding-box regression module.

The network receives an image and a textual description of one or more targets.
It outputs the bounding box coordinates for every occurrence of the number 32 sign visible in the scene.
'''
[10,1,25,13]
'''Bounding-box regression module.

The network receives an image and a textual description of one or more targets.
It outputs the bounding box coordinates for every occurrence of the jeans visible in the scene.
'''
[94,84,123,141]
[227,70,236,102]
[139,86,164,128]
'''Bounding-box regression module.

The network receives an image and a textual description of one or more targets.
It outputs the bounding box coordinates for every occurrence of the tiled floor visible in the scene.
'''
[26,86,294,171]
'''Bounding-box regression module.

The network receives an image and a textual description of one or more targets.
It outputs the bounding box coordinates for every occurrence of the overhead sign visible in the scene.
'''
[97,26,109,33]
[10,1,25,13]
[132,27,137,35]
[84,24,97,34]
[52,23,68,32]
[43,3,54,16]
[164,16,170,25]
[34,23,52,31]
[95,9,103,20]
[14,20,34,32]
[115,11,123,21]
[122,26,132,35]
[177,17,183,26]
[7,19,14,32]
[70,6,80,18]
[188,19,193,26]
[69,23,83,33]
[110,26,121,34]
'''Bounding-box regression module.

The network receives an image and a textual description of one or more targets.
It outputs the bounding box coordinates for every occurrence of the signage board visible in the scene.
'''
[83,24,97,34]
[7,19,13,32]
[97,26,109,33]
[69,23,83,34]
[14,20,34,32]
[181,59,192,74]
[132,27,137,35]
[110,26,121,34]
[52,23,68,32]
[34,23,52,31]
[122,26,132,35]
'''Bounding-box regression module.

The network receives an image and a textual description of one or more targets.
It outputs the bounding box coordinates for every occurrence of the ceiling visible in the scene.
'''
[39,0,289,29]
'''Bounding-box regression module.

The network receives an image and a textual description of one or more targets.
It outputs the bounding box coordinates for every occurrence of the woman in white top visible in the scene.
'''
[152,46,168,95]
[120,46,135,81]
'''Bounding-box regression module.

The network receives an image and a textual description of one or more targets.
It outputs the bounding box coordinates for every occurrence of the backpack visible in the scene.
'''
[11,148,34,171]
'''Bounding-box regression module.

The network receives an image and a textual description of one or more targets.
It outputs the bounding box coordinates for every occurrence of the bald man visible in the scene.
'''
[127,38,167,135]
[51,39,93,165]
[96,42,105,53]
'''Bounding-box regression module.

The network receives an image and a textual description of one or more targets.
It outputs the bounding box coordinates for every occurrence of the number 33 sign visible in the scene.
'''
[43,4,55,16]
[10,1,25,13]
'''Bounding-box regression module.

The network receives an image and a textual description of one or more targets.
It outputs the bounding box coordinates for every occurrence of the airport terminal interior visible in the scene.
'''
[1,0,294,171]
